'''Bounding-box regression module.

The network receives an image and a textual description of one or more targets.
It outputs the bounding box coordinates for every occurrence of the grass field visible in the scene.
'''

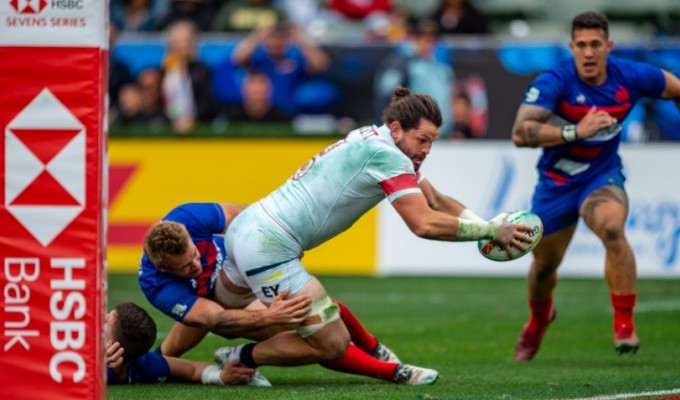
[107,273,680,400]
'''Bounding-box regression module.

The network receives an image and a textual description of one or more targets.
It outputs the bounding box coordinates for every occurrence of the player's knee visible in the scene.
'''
[600,222,625,244]
[318,333,350,362]
[533,258,559,277]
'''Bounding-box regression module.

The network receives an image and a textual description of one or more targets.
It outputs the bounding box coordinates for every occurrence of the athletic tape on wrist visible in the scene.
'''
[561,124,578,142]
[201,365,225,385]
[457,219,498,241]
[459,209,486,223]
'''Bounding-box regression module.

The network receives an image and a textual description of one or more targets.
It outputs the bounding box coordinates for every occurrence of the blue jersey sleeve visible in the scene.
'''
[107,352,171,384]
[139,263,200,321]
[624,60,666,98]
[164,203,226,242]
[523,66,565,111]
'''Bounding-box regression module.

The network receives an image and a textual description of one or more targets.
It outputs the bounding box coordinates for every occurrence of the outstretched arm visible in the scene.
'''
[165,357,255,385]
[418,178,467,217]
[511,104,617,148]
[660,70,680,110]
[391,192,532,249]
[232,26,270,66]
[289,25,330,74]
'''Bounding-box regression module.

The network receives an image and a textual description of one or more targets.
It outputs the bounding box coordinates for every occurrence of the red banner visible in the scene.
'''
[0,2,107,398]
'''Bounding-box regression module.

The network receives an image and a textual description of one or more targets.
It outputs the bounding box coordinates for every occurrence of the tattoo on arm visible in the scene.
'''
[512,105,553,147]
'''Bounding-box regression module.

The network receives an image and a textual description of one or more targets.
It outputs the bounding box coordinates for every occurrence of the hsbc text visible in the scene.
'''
[2,257,87,383]
[51,0,83,9]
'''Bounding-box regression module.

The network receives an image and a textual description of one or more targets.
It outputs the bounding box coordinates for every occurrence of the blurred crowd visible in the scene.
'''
[109,0,491,137]
[109,0,680,141]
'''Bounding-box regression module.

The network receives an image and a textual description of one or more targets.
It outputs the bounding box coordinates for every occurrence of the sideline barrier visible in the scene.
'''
[109,138,680,278]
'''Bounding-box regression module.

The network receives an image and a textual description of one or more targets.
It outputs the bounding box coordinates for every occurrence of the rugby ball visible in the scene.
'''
[477,211,543,262]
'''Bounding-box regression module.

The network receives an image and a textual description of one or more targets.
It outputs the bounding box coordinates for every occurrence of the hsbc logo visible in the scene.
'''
[5,88,85,246]
[10,0,48,14]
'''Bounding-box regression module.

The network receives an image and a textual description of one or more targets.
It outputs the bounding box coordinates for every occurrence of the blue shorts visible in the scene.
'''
[532,167,626,236]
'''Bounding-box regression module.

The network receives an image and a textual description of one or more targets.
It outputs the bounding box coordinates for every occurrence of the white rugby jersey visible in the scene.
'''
[259,124,422,250]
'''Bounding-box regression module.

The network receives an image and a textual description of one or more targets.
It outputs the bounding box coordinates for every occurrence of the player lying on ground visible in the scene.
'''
[510,10,680,360]
[141,202,429,385]
[106,301,258,385]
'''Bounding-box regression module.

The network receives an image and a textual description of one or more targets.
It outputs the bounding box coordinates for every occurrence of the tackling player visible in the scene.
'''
[217,87,534,385]
[510,11,680,360]
[106,301,257,386]
[140,202,428,385]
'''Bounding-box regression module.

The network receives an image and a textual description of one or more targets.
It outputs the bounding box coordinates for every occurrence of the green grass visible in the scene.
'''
[107,274,680,400]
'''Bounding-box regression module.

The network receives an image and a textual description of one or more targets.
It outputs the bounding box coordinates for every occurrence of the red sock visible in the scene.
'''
[611,293,636,335]
[334,299,379,353]
[527,298,553,331]
[320,343,397,382]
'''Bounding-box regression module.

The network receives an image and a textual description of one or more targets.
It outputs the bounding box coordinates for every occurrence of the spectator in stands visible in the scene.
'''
[211,0,286,33]
[450,90,473,139]
[161,19,215,134]
[230,21,336,116]
[116,69,170,129]
[433,0,491,35]
[109,21,134,122]
[157,0,219,32]
[373,19,455,135]
[110,0,169,32]
[225,69,289,122]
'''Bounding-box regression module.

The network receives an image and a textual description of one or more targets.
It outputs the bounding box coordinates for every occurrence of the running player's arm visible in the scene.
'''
[511,104,564,148]
[512,103,618,147]
[180,291,311,336]
[660,70,680,110]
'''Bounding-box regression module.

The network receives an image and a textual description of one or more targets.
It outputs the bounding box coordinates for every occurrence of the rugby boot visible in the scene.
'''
[614,328,640,355]
[393,364,439,385]
[370,342,402,364]
[514,308,557,361]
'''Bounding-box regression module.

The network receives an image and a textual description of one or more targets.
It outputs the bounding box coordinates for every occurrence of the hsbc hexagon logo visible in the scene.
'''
[10,0,48,14]
[5,88,85,246]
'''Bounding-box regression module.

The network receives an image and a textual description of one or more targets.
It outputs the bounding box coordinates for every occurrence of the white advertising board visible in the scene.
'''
[378,142,680,278]
[0,0,107,48]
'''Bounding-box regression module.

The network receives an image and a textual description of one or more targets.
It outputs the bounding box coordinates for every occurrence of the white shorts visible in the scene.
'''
[223,203,312,303]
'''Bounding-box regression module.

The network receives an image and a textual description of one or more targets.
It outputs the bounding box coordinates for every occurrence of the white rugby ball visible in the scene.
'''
[477,211,543,262]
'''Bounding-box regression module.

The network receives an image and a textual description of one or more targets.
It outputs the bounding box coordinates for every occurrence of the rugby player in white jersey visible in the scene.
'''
[217,87,534,384]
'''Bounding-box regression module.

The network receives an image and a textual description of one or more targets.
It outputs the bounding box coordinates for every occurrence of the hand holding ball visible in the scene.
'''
[478,211,543,261]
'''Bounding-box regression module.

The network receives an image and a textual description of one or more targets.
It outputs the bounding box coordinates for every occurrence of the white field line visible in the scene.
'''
[561,388,680,400]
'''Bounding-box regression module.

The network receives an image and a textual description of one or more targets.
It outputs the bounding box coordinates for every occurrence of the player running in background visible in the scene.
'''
[216,87,534,385]
[511,11,680,360]
[106,301,257,386]
[140,202,420,385]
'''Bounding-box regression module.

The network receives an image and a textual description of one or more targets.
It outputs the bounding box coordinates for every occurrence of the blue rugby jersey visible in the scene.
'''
[138,203,227,321]
[523,56,665,187]
[107,351,170,384]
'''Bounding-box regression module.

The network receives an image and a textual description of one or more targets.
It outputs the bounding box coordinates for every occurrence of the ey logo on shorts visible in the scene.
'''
[4,88,85,246]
